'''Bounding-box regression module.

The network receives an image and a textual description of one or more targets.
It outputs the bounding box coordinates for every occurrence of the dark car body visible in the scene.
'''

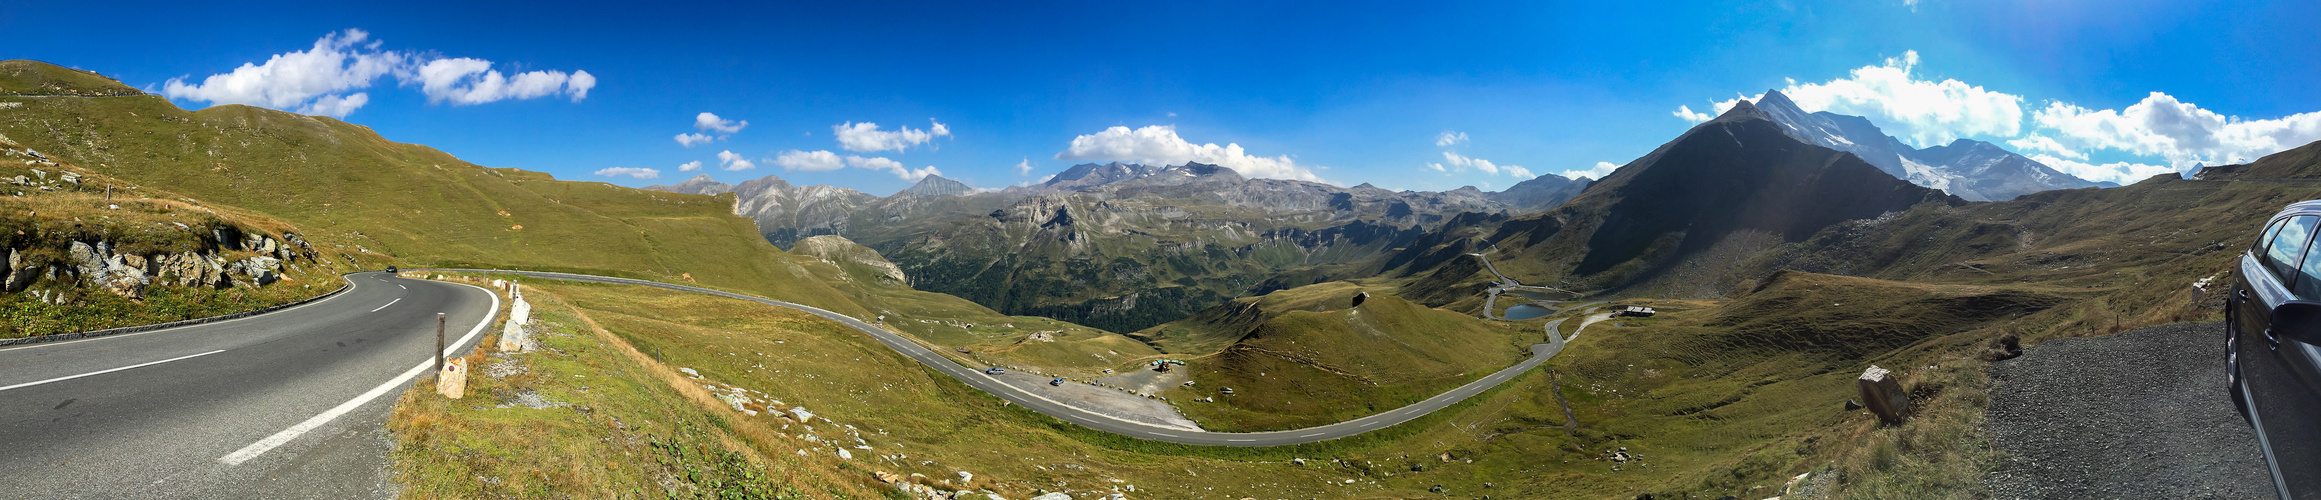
[2229,199,2321,498]
[984,367,1004,375]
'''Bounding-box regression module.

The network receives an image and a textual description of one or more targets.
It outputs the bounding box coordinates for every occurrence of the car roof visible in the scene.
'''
[2286,200,2321,213]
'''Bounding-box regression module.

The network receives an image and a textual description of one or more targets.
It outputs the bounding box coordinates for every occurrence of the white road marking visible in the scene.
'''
[219,282,500,466]
[0,350,227,392]
[1148,432,1178,438]
[1227,439,1256,442]
[397,285,405,290]
[1301,433,1326,438]
[369,298,401,313]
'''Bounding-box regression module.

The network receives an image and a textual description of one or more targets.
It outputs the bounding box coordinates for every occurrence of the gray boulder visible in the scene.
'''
[1858,365,1910,424]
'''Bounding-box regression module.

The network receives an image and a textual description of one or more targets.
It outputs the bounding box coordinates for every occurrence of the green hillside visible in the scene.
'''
[0,59,863,316]
[1162,292,1541,431]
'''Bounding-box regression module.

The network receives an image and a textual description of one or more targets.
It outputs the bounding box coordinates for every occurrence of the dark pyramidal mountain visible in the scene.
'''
[1751,89,2107,201]
[1377,97,1965,301]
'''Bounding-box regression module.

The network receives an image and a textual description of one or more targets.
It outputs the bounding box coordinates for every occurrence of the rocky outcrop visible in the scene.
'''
[7,225,314,301]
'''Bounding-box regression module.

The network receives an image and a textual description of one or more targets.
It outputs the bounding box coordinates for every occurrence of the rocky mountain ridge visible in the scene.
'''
[1752,89,2105,201]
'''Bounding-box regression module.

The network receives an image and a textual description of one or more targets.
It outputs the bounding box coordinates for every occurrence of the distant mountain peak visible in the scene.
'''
[642,173,736,196]
[899,174,973,197]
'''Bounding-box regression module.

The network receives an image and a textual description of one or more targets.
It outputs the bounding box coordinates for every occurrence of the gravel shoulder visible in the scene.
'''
[1983,321,2276,499]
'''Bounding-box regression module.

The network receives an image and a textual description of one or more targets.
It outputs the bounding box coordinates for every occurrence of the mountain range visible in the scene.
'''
[1751,89,2109,201]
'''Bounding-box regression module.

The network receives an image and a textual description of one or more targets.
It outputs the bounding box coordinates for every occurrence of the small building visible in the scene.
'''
[1615,306,1657,317]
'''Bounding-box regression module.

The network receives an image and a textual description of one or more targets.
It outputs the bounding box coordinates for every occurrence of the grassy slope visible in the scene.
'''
[1167,293,1542,431]
[0,132,380,338]
[0,59,863,316]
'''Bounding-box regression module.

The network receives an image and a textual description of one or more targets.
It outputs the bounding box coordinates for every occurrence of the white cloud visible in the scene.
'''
[2031,92,2321,170]
[1558,161,1619,180]
[162,29,405,117]
[594,167,660,179]
[414,58,594,105]
[774,149,943,181]
[1673,105,1716,124]
[695,112,747,134]
[774,150,846,172]
[2006,134,2084,160]
[1506,165,1536,178]
[677,160,702,172]
[1015,158,1033,176]
[1684,51,2024,147]
[846,155,943,182]
[2026,154,2173,185]
[716,150,755,171]
[162,29,594,117]
[1054,125,1325,182]
[834,120,950,152]
[299,93,369,118]
[674,133,714,147]
[1435,152,1531,178]
[1435,131,1469,147]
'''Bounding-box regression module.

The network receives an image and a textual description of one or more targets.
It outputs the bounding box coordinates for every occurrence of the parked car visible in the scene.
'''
[983,367,1005,375]
[2229,199,2321,498]
[1050,377,1065,386]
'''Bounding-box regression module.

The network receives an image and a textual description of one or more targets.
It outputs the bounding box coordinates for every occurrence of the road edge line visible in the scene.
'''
[216,279,501,466]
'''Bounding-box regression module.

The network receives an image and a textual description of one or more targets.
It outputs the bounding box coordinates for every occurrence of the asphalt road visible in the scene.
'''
[0,272,498,499]
[430,269,1584,447]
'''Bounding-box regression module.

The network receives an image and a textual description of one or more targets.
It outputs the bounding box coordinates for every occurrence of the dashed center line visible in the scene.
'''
[369,298,400,313]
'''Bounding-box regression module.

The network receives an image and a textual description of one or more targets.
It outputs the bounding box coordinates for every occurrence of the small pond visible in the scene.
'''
[1503,304,1551,320]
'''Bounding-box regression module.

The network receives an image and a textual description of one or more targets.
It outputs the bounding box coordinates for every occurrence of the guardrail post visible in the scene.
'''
[436,313,446,372]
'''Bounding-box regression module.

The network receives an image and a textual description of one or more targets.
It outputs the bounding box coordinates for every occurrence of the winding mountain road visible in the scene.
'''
[0,272,497,499]
[426,269,1592,447]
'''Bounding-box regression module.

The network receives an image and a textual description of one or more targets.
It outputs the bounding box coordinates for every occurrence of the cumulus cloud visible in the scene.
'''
[834,120,950,153]
[696,112,747,134]
[846,155,943,182]
[1431,151,1532,178]
[677,160,702,172]
[716,150,755,171]
[1015,158,1033,176]
[1558,161,1619,180]
[594,167,660,179]
[300,93,369,118]
[774,150,846,172]
[1673,105,1716,124]
[2025,154,2173,185]
[1054,125,1325,182]
[1680,51,2023,147]
[1435,131,1469,147]
[674,112,747,147]
[2031,92,2321,170]
[773,149,939,181]
[413,58,594,105]
[161,28,594,117]
[162,29,406,117]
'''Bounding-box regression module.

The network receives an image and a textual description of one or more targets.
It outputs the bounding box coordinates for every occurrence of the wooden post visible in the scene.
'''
[436,313,446,372]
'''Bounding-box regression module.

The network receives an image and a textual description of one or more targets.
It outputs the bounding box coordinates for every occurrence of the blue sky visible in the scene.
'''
[5,0,2317,194]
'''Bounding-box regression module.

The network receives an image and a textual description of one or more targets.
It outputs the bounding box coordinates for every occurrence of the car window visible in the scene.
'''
[2301,235,2321,300]
[2258,217,2292,255]
[2267,215,2318,283]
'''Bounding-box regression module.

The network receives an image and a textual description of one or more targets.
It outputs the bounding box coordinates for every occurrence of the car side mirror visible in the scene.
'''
[2271,300,2321,345]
